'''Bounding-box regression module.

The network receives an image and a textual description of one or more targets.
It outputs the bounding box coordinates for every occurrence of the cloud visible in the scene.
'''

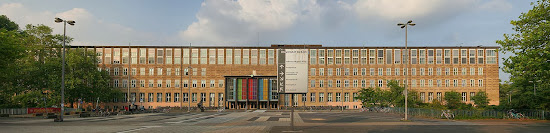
[479,0,513,11]
[0,3,159,46]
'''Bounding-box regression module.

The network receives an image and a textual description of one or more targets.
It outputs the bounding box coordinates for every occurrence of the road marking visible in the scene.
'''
[117,126,161,133]
[165,113,221,124]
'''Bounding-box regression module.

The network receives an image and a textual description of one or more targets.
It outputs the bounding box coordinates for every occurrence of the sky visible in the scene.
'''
[0,0,538,82]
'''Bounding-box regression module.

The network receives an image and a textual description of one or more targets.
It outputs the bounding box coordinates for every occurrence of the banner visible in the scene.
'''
[27,108,61,114]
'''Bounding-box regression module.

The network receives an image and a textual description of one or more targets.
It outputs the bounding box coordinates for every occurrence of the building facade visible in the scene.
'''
[75,44,499,110]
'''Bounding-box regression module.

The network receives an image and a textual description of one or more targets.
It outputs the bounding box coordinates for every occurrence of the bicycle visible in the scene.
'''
[508,110,527,120]
[441,110,455,120]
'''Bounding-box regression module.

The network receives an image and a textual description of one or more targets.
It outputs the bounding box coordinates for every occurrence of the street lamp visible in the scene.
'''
[528,80,540,96]
[397,20,415,121]
[54,17,75,122]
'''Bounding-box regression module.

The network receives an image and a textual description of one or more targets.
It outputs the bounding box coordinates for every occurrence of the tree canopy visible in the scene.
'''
[496,0,550,110]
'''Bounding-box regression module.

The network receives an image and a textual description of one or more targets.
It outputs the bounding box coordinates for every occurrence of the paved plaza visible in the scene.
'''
[0,111,549,133]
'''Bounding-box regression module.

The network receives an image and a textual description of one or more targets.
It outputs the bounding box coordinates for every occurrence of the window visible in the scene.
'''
[377,49,384,64]
[445,68,450,75]
[420,68,425,76]
[131,80,136,88]
[361,68,366,76]
[149,68,154,76]
[478,79,483,87]
[218,49,224,64]
[157,80,162,88]
[462,79,466,87]
[227,49,233,64]
[478,49,484,64]
[470,49,476,64]
[411,80,416,87]
[114,67,119,76]
[234,49,241,64]
[353,93,358,102]
[302,94,307,102]
[470,92,475,102]
[487,49,497,64]
[327,49,334,64]
[386,68,391,76]
[470,67,475,75]
[243,49,249,64]
[353,68,358,76]
[453,68,458,75]
[310,49,317,64]
[192,93,197,102]
[200,49,207,64]
[361,80,366,88]
[378,68,383,76]
[210,80,215,87]
[148,80,154,87]
[328,68,333,76]
[395,68,400,76]
[419,49,426,64]
[352,49,359,64]
[219,80,224,87]
[345,68,350,75]
[157,93,162,102]
[140,80,145,87]
[123,68,128,76]
[328,93,333,102]
[437,80,441,87]
[175,80,180,87]
[420,80,425,87]
[369,49,376,64]
[210,93,215,106]
[201,93,206,102]
[462,68,467,75]
[428,92,433,102]
[185,48,191,64]
[478,67,483,75]
[344,80,350,88]
[201,68,206,76]
[436,49,442,64]
[453,79,458,87]
[452,49,459,64]
[411,49,417,64]
[437,68,441,76]
[386,49,392,64]
[420,92,425,102]
[462,92,467,102]
[183,80,188,87]
[428,80,433,87]
[344,93,350,102]
[319,93,324,102]
[319,68,324,76]
[336,49,342,64]
[436,92,442,101]
[268,49,274,64]
[412,68,416,76]
[370,68,375,76]
[378,80,383,87]
[201,80,206,88]
[183,93,188,102]
[428,68,433,75]
[470,79,475,87]
[166,93,171,102]
[166,68,171,76]
[394,49,401,64]
[311,80,315,88]
[444,49,451,64]
[353,80,358,88]
[336,80,341,88]
[310,68,316,76]
[319,49,325,64]
[174,93,180,102]
[250,49,257,65]
[319,80,324,87]
[310,93,316,102]
[114,80,119,88]
[336,68,341,76]
[148,93,153,102]
[328,80,333,87]
[157,68,163,75]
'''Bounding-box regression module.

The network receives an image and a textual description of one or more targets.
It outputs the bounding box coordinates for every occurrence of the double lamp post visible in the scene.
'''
[54,17,75,122]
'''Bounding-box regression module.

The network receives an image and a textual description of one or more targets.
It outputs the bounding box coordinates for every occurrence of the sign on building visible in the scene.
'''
[277,49,308,94]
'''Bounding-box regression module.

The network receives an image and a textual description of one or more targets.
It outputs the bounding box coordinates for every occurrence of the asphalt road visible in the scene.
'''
[0,111,548,133]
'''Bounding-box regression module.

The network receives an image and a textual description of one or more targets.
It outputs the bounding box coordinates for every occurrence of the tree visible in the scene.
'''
[444,91,461,109]
[0,15,19,31]
[496,0,550,109]
[472,90,490,108]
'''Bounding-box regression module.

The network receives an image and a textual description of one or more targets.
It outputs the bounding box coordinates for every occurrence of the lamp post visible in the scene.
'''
[528,80,540,96]
[54,17,75,122]
[397,20,415,121]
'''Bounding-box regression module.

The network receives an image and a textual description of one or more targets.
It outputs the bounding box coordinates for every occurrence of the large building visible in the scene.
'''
[74,44,499,110]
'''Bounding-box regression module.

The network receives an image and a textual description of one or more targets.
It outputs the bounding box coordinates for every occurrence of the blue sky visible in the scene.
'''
[0,0,537,81]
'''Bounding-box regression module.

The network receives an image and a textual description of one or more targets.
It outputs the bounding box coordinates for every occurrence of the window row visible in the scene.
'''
[91,48,497,65]
[309,67,484,76]
[112,79,224,88]
[309,79,484,88]
[119,93,224,106]
[98,67,208,76]
[419,92,478,103]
